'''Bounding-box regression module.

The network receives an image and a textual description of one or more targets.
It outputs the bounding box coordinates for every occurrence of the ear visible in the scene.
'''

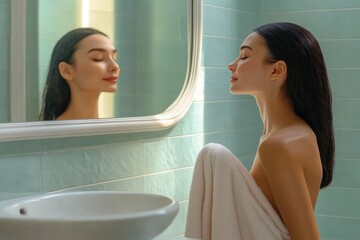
[58,62,74,81]
[270,60,287,85]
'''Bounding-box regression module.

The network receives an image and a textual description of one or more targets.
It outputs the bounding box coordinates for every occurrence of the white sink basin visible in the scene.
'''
[0,191,179,240]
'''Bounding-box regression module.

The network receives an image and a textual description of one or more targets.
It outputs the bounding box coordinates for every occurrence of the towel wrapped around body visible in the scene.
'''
[185,143,290,240]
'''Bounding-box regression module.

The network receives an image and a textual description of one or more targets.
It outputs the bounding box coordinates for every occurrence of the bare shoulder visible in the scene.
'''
[258,125,320,168]
[256,125,322,239]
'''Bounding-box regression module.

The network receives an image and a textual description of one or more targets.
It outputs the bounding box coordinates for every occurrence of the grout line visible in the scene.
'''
[194,99,257,103]
[39,145,43,192]
[41,139,144,154]
[261,8,360,14]
[204,3,257,14]
[334,128,360,131]
[50,166,196,193]
[320,39,360,41]
[202,66,228,69]
[328,67,360,70]
[333,97,360,100]
[316,214,360,220]
[138,126,263,143]
[203,34,243,41]
[178,199,189,204]
[324,186,360,191]
[336,158,360,161]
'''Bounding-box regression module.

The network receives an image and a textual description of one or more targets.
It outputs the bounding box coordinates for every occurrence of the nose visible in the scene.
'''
[228,60,236,72]
[109,59,120,74]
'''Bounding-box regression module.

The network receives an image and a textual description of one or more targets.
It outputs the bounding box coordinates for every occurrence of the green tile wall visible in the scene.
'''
[0,0,10,122]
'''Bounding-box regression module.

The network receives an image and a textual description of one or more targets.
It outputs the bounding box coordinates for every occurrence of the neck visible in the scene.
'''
[254,91,297,136]
[57,92,100,120]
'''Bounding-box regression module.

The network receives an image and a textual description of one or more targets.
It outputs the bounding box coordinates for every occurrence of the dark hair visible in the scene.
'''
[39,27,108,120]
[254,22,334,188]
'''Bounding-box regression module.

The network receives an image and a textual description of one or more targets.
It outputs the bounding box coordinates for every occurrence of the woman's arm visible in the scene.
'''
[258,136,321,240]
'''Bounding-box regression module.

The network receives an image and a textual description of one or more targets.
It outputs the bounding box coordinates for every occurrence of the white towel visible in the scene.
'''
[185,143,290,240]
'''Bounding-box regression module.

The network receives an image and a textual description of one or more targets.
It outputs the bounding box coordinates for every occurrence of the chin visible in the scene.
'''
[230,87,243,95]
[230,88,252,96]
[103,87,117,93]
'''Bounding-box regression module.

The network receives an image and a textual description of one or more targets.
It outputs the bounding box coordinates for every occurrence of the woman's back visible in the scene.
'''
[251,117,323,239]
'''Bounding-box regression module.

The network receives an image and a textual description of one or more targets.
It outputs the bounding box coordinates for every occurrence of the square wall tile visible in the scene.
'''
[329,69,360,99]
[203,36,243,67]
[203,99,261,132]
[0,1,10,37]
[331,159,360,189]
[316,188,360,218]
[142,135,204,173]
[333,99,360,129]
[0,155,40,193]
[0,140,41,158]
[143,168,194,201]
[204,4,258,39]
[335,130,360,160]
[321,40,360,69]
[38,9,77,39]
[317,215,360,240]
[260,10,360,40]
[0,36,9,69]
[40,134,141,152]
[41,143,142,191]
[38,0,77,10]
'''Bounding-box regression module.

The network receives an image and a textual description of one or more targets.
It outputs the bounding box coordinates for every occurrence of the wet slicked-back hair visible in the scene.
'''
[254,22,334,188]
[39,28,107,120]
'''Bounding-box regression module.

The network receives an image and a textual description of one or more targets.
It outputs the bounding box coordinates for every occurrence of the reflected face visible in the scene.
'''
[69,34,120,93]
[228,32,273,95]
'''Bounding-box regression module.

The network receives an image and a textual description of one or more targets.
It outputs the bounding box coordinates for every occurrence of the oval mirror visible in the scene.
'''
[0,0,202,141]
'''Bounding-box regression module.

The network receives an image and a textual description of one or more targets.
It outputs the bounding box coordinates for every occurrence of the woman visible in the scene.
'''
[39,28,120,120]
[186,22,334,240]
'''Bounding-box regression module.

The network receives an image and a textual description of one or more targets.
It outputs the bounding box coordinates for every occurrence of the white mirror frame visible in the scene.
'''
[2,0,202,142]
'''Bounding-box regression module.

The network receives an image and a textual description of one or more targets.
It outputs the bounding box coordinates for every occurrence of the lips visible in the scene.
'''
[231,76,238,82]
[103,76,118,83]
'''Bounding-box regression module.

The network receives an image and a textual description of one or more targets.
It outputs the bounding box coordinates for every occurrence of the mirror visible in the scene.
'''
[0,0,202,141]
[8,0,190,122]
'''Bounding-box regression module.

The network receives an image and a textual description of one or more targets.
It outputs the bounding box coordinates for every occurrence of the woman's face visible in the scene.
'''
[67,34,120,94]
[228,32,274,95]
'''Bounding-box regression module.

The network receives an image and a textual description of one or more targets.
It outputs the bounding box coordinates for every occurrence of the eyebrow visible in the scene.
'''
[240,45,252,51]
[87,48,118,54]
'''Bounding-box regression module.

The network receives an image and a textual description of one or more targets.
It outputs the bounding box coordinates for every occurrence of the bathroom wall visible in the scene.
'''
[1,0,359,238]
[259,1,360,239]
[0,0,10,122]
[0,0,262,237]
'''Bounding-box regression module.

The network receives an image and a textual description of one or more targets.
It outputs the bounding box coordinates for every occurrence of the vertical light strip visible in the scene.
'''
[10,0,27,122]
[98,0,116,118]
[81,0,90,27]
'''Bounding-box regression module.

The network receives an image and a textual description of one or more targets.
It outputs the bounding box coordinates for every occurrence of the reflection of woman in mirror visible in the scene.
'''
[186,22,334,240]
[39,28,120,120]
